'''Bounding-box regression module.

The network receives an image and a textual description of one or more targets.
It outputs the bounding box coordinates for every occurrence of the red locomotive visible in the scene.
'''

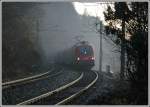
[56,41,95,69]
[74,41,95,67]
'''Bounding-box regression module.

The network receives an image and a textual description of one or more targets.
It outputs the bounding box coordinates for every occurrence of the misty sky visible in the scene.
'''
[4,2,120,73]
[34,2,120,72]
[73,2,106,23]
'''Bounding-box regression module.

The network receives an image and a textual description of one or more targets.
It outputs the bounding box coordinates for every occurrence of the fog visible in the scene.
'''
[3,2,148,105]
[33,3,120,73]
[4,2,120,73]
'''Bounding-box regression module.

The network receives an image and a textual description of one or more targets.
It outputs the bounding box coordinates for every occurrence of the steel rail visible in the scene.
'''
[56,70,98,105]
[17,72,84,105]
[2,68,56,88]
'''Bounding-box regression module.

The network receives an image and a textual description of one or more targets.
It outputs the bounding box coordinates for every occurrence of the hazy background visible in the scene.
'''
[3,2,120,81]
[36,2,120,72]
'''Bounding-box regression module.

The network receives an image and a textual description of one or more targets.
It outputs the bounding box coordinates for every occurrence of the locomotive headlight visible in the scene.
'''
[91,57,95,60]
[77,57,80,61]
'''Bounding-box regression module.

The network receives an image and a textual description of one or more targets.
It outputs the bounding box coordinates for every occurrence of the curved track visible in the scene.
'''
[18,70,98,105]
[2,68,64,105]
[18,72,84,105]
[2,68,56,89]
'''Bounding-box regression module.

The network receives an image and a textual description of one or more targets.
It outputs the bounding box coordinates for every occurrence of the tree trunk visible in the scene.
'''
[120,19,125,79]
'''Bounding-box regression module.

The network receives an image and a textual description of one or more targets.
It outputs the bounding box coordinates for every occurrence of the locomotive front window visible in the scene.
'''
[79,46,93,55]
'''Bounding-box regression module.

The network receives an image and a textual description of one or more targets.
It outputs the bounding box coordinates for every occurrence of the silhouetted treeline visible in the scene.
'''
[2,3,42,81]
[104,2,148,104]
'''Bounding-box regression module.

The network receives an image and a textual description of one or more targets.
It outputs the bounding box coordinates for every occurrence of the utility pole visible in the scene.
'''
[95,16,103,72]
[36,19,39,43]
[99,21,103,72]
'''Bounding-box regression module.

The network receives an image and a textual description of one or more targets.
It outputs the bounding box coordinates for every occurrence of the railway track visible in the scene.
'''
[2,67,56,89]
[2,68,80,105]
[18,70,98,105]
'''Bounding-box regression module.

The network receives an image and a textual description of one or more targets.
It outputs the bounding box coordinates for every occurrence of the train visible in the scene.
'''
[55,41,95,69]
